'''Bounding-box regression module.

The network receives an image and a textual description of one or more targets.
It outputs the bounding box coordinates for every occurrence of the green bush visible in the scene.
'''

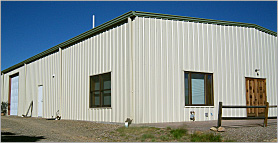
[170,128,188,139]
[1,102,8,115]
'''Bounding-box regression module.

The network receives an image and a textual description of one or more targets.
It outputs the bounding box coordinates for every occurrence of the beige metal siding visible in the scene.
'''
[24,52,61,118]
[133,17,277,123]
[1,67,25,116]
[61,23,131,122]
[1,16,276,124]
[1,22,132,122]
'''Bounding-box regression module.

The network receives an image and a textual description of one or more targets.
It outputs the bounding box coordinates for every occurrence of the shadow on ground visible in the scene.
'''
[1,132,45,142]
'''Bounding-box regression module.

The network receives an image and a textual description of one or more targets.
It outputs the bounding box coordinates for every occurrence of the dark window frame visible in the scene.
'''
[89,72,111,108]
[184,71,214,106]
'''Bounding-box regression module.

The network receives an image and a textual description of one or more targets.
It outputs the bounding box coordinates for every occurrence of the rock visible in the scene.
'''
[195,131,203,135]
[264,139,278,142]
[210,127,218,132]
[217,126,225,132]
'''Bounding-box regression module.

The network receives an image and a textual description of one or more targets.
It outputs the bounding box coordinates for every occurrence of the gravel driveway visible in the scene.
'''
[1,116,277,142]
[1,116,121,142]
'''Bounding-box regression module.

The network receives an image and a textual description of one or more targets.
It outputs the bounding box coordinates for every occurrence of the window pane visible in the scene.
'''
[92,76,100,91]
[102,90,111,106]
[94,92,100,106]
[102,73,111,90]
[206,74,213,105]
[191,73,205,104]
[90,92,93,108]
[184,73,189,105]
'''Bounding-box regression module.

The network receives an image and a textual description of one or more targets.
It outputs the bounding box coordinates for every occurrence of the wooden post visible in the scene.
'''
[30,101,33,117]
[263,102,269,127]
[217,102,223,127]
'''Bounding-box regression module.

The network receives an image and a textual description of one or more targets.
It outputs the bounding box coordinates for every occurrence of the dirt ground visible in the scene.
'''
[1,116,277,142]
[133,119,277,142]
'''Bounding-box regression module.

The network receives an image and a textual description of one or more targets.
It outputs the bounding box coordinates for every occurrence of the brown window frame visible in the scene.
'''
[184,71,214,106]
[89,72,111,108]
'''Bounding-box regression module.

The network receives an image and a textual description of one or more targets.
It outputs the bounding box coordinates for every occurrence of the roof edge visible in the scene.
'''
[2,11,135,74]
[2,11,276,74]
[134,11,277,37]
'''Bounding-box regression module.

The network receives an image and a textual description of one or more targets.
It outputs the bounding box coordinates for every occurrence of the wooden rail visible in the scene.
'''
[217,102,277,127]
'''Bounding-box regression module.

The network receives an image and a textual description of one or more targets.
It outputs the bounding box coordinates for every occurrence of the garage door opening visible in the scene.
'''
[9,73,19,116]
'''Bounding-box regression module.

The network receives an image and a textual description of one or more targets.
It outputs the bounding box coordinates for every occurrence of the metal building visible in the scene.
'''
[1,11,277,123]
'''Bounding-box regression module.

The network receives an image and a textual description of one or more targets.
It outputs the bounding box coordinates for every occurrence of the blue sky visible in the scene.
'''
[1,1,277,71]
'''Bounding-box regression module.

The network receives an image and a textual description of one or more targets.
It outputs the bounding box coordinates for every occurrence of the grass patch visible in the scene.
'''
[113,125,230,142]
[170,128,187,139]
[190,132,222,142]
[160,135,169,141]
[141,133,155,141]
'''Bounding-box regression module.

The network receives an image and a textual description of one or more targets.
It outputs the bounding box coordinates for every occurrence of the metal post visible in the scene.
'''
[263,102,269,127]
[92,15,95,29]
[217,102,223,127]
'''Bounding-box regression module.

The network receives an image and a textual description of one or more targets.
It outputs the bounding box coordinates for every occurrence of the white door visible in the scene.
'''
[10,75,19,115]
[38,86,43,117]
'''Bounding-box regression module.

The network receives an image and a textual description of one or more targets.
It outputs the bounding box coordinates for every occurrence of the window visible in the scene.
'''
[184,72,213,106]
[90,72,111,108]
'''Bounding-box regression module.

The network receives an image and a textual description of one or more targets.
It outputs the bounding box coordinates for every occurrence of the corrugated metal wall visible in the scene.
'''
[1,67,26,116]
[1,22,132,122]
[133,17,277,123]
[1,16,276,123]
[61,22,132,122]
[24,52,61,118]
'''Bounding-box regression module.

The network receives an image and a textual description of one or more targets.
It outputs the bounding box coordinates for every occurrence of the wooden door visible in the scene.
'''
[245,78,267,117]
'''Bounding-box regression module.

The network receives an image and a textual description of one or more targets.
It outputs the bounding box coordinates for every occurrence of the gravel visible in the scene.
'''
[1,116,277,142]
[1,116,121,142]
[217,122,277,142]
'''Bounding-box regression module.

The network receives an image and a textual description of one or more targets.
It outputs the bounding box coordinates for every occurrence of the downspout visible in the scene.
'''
[128,17,135,121]
[59,48,62,117]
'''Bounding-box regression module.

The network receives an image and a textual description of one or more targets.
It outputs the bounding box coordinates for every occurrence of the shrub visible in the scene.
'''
[1,102,8,115]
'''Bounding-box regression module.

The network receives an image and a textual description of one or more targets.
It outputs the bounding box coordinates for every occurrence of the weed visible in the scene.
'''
[142,134,155,139]
[141,134,155,141]
[151,138,156,142]
[170,128,187,139]
[224,139,236,142]
[190,132,222,142]
[160,135,169,141]
[166,127,171,130]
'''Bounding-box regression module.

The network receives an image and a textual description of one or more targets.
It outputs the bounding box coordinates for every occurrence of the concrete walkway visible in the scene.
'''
[131,119,277,132]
